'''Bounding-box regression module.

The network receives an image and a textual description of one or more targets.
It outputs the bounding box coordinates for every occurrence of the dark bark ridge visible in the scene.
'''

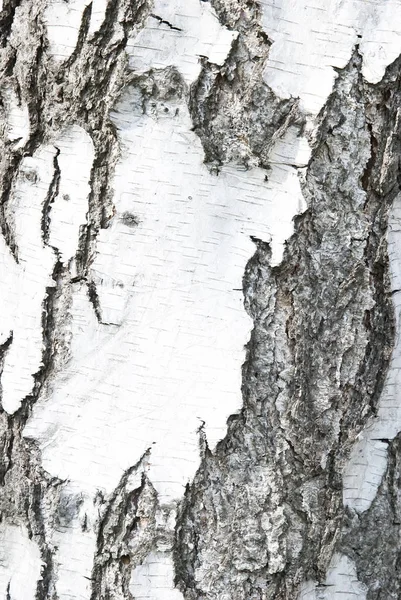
[189,0,301,171]
[175,51,399,600]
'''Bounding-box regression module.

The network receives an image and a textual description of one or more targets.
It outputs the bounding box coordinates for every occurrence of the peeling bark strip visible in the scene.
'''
[0,0,401,599]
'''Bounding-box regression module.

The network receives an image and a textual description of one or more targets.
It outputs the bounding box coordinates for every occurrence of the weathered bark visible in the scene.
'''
[0,1,401,599]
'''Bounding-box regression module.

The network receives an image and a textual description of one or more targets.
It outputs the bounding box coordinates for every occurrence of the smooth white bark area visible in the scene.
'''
[344,193,401,512]
[48,125,94,265]
[45,0,236,71]
[45,0,88,61]
[298,554,367,600]
[130,553,184,600]
[0,126,93,415]
[3,85,29,149]
[0,524,43,600]
[45,0,107,61]
[88,0,108,36]
[24,102,309,505]
[261,0,401,114]
[126,0,237,85]
[0,146,57,414]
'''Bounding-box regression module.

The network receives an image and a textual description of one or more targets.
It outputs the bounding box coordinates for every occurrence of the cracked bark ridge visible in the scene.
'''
[0,0,153,596]
[338,53,401,600]
[91,452,158,600]
[91,448,182,600]
[189,0,302,169]
[174,52,396,599]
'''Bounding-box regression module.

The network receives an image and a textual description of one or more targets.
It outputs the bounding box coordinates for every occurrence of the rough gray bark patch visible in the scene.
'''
[175,52,397,600]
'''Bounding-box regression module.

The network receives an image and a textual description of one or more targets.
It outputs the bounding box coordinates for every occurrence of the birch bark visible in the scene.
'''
[0,1,400,599]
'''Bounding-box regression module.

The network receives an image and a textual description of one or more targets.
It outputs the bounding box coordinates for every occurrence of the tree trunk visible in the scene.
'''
[0,0,400,598]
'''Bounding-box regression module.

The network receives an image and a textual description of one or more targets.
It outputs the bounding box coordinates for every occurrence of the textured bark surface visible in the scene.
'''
[0,1,401,599]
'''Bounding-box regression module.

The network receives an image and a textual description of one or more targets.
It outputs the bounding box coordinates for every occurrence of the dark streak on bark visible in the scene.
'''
[63,1,93,70]
[87,277,103,323]
[91,449,157,600]
[41,148,61,245]
[0,152,22,261]
[0,0,22,47]
[150,13,182,31]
